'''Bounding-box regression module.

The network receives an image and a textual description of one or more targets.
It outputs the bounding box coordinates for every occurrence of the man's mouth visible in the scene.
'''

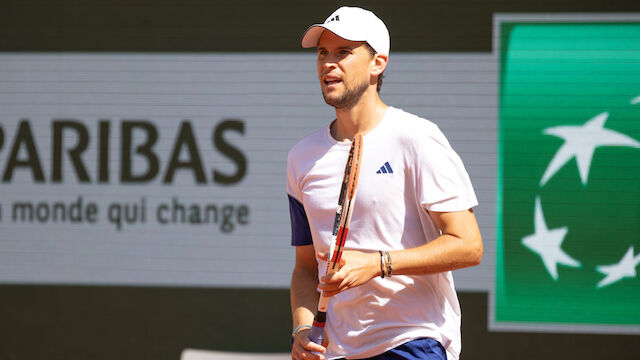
[324,77,342,86]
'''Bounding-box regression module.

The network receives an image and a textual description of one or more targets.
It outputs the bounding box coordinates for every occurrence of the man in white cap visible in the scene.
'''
[287,6,482,360]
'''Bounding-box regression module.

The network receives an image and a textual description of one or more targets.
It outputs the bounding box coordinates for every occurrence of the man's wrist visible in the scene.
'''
[378,250,385,278]
[291,324,311,343]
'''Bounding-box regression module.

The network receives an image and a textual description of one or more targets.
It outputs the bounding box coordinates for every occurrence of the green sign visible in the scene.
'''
[496,20,640,330]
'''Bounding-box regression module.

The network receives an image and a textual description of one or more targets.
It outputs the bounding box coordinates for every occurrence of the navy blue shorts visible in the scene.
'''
[343,338,447,360]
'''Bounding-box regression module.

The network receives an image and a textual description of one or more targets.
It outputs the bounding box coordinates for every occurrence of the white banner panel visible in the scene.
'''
[0,53,496,289]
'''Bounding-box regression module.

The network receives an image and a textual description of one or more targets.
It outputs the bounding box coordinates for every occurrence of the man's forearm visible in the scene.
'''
[290,266,321,328]
[390,209,482,276]
[390,232,482,276]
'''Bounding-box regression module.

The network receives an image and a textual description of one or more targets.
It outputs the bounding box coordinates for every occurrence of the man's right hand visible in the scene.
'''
[291,328,327,360]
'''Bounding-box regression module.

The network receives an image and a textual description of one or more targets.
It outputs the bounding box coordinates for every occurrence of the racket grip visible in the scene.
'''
[309,311,326,345]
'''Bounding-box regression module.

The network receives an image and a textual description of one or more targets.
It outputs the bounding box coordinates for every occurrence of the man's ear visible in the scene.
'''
[371,53,388,76]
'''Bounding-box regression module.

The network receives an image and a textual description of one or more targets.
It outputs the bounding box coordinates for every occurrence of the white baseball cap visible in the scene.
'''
[301,6,390,55]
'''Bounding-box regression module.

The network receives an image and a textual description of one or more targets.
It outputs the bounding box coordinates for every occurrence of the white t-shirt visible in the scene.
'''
[286,107,478,360]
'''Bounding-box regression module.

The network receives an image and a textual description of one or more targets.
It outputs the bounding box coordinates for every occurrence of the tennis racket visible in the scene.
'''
[309,133,364,346]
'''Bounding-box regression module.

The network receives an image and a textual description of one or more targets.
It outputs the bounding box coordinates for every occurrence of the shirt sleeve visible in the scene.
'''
[288,195,313,246]
[286,150,313,246]
[415,125,478,212]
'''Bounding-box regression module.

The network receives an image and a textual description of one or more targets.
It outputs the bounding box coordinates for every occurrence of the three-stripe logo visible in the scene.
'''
[376,162,393,174]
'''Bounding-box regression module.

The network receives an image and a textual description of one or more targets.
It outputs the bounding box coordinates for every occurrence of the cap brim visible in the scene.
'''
[300,24,327,48]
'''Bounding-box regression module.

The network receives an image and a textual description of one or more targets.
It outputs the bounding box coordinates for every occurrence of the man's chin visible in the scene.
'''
[321,88,340,98]
[322,94,343,107]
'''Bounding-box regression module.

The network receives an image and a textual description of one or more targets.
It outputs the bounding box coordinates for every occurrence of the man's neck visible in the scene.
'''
[331,93,389,142]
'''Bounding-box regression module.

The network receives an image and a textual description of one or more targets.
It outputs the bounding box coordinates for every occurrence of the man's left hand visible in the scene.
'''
[317,250,379,297]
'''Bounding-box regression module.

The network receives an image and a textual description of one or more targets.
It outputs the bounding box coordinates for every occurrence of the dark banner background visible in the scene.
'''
[1,1,639,359]
[3,0,639,53]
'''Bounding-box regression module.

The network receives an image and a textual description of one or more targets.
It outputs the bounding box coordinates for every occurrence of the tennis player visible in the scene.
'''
[287,6,483,360]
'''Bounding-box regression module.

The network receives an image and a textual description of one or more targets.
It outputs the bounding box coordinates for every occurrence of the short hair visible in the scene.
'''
[364,43,384,93]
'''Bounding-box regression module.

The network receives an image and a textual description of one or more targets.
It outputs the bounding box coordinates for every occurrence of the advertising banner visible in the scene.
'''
[0,53,496,289]
[495,15,640,333]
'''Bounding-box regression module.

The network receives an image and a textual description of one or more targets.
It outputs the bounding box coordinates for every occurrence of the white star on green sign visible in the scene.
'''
[540,112,640,186]
[596,246,640,289]
[521,197,581,281]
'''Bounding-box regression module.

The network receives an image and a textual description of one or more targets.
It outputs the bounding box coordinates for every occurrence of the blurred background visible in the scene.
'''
[1,1,639,359]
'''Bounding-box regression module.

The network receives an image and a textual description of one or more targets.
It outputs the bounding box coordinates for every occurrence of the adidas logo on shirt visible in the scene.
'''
[376,162,393,174]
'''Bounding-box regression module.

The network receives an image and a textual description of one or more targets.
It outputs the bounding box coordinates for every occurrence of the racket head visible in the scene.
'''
[329,133,363,270]
[328,134,360,243]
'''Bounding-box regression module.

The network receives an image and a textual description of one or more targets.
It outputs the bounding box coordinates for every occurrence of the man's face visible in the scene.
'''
[316,31,374,109]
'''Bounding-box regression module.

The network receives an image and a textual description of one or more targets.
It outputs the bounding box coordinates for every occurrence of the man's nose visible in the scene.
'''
[321,59,338,71]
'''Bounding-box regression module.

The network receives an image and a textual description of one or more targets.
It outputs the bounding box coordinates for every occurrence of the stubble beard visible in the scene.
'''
[322,79,369,109]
